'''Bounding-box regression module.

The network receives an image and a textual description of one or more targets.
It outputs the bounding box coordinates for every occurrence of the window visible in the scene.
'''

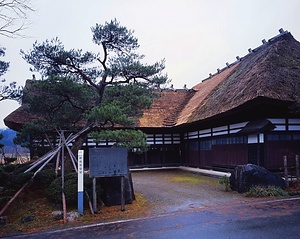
[267,133,300,141]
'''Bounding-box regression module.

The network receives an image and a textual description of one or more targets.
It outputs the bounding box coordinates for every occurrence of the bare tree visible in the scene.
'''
[0,1,33,101]
[0,0,34,38]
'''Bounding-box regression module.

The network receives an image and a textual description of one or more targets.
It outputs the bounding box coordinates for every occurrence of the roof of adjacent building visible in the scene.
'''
[4,29,300,131]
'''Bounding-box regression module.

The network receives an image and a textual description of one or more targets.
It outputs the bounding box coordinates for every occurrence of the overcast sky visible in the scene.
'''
[1,0,300,128]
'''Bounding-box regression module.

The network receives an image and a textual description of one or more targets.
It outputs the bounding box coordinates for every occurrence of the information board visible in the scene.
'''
[89,148,128,177]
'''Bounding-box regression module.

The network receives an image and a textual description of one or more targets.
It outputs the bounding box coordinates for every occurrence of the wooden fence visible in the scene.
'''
[283,155,300,189]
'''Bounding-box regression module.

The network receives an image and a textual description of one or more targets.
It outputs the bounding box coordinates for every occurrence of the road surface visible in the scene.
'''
[5,196,300,239]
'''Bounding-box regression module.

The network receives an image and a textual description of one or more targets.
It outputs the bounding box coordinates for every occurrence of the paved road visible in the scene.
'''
[5,197,300,239]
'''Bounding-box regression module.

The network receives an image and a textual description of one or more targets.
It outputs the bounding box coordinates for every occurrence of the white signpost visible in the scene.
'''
[78,150,84,214]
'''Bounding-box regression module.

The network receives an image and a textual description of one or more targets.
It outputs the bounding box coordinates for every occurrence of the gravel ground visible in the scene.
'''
[131,168,251,215]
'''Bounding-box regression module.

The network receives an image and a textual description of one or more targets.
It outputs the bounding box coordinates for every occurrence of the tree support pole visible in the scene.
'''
[61,132,67,223]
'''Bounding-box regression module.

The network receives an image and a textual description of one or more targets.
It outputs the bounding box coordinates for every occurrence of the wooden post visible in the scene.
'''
[283,155,289,188]
[296,155,300,190]
[61,135,67,224]
[92,177,98,214]
[84,191,94,215]
[121,176,125,211]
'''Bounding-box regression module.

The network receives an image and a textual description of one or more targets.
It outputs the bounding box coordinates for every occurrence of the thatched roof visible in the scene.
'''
[4,81,195,131]
[4,105,32,131]
[4,30,300,131]
[177,63,240,125]
[186,31,300,123]
[138,89,194,128]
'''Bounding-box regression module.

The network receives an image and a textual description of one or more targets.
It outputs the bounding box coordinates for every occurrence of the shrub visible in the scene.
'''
[219,175,230,191]
[46,173,102,206]
[4,171,33,190]
[4,157,17,164]
[244,185,289,197]
[32,168,57,189]
[13,163,31,174]
[2,164,17,173]
[0,167,8,186]
[1,163,30,174]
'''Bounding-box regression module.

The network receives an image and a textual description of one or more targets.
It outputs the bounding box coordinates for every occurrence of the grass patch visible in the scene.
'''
[169,172,219,186]
[0,191,150,237]
[244,185,289,197]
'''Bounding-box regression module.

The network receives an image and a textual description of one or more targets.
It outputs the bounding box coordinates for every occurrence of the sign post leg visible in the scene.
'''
[121,176,125,211]
[92,177,98,214]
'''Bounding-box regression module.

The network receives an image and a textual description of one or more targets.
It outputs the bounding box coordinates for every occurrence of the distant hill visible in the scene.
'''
[0,128,29,157]
[0,129,17,146]
[0,128,16,146]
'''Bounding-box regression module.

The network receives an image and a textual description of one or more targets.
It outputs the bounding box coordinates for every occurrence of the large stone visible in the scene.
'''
[51,211,81,222]
[20,215,35,224]
[0,216,7,226]
[230,164,286,193]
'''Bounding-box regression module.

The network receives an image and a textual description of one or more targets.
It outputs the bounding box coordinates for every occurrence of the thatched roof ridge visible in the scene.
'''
[187,31,300,123]
[176,63,240,125]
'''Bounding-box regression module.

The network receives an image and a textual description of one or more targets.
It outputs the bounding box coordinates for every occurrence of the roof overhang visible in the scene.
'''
[238,119,276,134]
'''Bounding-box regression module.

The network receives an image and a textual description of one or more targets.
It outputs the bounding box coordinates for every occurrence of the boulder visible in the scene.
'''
[0,216,7,226]
[20,215,35,223]
[230,164,286,193]
[51,211,81,222]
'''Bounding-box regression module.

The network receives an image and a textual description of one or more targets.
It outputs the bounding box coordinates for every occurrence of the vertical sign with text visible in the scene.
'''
[78,150,84,214]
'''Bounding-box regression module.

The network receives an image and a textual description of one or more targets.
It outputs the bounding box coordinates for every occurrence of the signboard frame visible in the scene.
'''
[89,147,128,212]
[89,148,128,178]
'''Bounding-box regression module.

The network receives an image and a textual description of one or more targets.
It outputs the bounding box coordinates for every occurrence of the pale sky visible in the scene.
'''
[1,0,300,128]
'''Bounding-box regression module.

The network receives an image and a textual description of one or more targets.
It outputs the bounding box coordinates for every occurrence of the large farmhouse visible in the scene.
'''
[4,29,300,171]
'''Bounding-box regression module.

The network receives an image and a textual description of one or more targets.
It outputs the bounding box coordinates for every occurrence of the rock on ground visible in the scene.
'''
[230,164,286,193]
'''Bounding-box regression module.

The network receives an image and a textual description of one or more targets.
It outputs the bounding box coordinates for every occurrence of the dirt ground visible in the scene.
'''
[0,168,289,237]
[131,168,252,216]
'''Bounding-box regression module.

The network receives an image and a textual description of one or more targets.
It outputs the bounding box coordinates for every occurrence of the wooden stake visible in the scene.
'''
[283,155,289,188]
[61,132,67,223]
[121,176,125,211]
[92,177,98,214]
[85,191,94,215]
[62,192,67,223]
[296,155,300,190]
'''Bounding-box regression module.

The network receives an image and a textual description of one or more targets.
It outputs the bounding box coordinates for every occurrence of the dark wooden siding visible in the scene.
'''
[211,144,248,167]
[264,140,300,169]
